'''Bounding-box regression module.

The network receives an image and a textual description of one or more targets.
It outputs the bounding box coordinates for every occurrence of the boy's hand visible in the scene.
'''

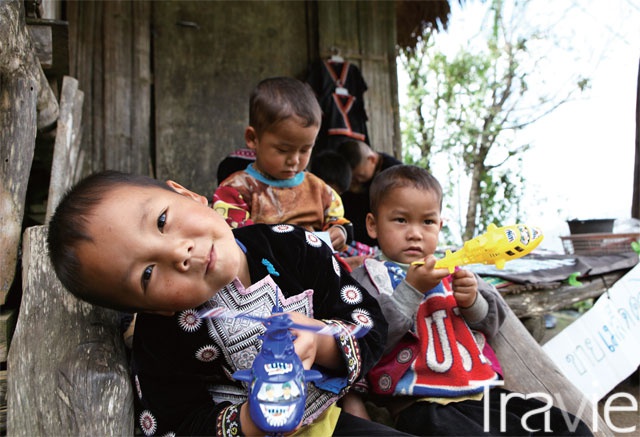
[407,255,450,294]
[451,268,478,308]
[328,226,347,251]
[286,312,341,371]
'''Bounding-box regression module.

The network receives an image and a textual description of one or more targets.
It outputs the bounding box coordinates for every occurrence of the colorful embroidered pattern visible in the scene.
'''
[305,231,323,248]
[139,410,158,436]
[217,404,241,437]
[351,308,374,329]
[340,285,363,305]
[324,319,361,385]
[195,345,219,362]
[261,258,280,276]
[178,309,202,332]
[331,255,341,276]
[271,224,294,234]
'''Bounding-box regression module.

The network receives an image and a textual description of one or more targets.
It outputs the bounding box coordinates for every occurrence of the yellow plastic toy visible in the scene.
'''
[413,223,544,273]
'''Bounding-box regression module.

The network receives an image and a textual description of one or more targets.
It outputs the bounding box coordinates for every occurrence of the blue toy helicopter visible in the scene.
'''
[200,282,369,435]
[232,304,324,434]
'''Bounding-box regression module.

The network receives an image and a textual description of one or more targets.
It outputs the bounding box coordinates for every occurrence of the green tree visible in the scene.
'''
[400,0,588,242]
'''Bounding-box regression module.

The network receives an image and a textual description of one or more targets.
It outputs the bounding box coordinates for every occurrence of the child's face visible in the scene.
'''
[245,116,318,180]
[75,182,244,314]
[366,186,443,264]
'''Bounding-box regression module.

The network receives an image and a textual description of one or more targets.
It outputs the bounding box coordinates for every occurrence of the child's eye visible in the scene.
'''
[142,265,154,290]
[157,210,167,231]
[424,219,435,225]
[393,217,406,224]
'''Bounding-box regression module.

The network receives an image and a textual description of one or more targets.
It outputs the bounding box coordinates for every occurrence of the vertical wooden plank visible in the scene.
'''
[356,1,397,155]
[491,307,613,437]
[0,310,17,363]
[7,226,134,436]
[103,0,132,171]
[41,0,62,20]
[0,369,6,435]
[131,0,152,176]
[388,49,402,159]
[632,59,639,219]
[0,81,37,305]
[0,0,53,305]
[67,0,104,176]
[45,75,84,222]
[316,0,360,58]
[90,1,105,174]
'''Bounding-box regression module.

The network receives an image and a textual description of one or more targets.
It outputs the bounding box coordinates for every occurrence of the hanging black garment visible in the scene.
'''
[307,58,369,154]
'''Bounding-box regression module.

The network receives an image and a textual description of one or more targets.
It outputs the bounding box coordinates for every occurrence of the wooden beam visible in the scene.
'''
[491,307,613,436]
[26,24,52,68]
[7,226,134,435]
[0,310,17,363]
[46,75,84,222]
[632,58,640,218]
[0,0,59,305]
[26,18,71,97]
[0,369,6,435]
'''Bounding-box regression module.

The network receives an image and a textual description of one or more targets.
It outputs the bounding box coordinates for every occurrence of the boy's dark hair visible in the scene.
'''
[309,151,352,194]
[249,77,321,137]
[337,140,370,169]
[47,170,174,311]
[369,165,443,215]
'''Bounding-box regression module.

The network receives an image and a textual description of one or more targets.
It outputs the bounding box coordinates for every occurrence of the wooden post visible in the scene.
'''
[0,0,59,305]
[7,226,134,436]
[491,307,613,436]
[45,75,84,222]
[632,58,640,218]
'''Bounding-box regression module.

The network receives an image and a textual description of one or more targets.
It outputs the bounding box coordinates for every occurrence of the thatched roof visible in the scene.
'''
[396,0,451,49]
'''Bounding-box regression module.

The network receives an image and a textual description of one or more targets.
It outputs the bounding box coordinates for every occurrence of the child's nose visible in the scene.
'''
[407,225,423,239]
[171,239,193,272]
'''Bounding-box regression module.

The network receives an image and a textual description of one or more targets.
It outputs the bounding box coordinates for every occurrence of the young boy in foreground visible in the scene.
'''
[213,77,351,253]
[47,170,410,436]
[347,165,592,436]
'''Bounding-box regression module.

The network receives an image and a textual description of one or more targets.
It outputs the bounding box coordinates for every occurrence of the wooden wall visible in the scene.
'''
[66,0,153,177]
[153,0,312,196]
[64,0,399,198]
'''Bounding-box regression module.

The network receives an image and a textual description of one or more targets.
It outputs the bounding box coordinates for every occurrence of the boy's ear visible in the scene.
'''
[365,212,378,239]
[365,155,378,177]
[166,180,208,206]
[244,126,258,150]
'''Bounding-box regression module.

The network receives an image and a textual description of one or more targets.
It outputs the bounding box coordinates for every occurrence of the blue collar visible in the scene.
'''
[235,239,247,253]
[246,163,305,187]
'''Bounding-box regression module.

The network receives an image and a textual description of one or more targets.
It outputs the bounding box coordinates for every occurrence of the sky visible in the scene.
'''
[399,0,640,252]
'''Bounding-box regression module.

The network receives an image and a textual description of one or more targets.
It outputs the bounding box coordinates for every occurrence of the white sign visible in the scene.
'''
[542,262,640,400]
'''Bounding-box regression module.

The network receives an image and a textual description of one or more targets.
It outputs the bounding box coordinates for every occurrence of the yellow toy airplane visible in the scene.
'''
[413,223,544,273]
